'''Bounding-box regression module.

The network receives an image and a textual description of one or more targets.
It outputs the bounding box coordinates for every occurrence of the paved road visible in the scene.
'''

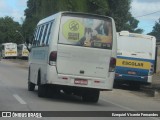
[0,60,160,120]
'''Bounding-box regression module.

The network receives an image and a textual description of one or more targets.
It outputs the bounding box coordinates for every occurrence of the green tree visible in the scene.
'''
[0,16,22,44]
[107,0,143,33]
[148,18,160,42]
[23,0,143,43]
[86,0,109,15]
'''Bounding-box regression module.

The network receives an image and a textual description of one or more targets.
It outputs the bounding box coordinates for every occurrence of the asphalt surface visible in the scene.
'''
[0,59,160,120]
[2,58,160,98]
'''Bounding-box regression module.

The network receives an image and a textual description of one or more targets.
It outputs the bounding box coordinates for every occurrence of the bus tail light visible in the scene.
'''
[109,57,116,72]
[149,63,154,75]
[49,51,57,65]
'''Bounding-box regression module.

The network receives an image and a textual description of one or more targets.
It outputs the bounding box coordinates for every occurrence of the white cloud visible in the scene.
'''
[131,0,160,21]
[134,0,160,3]
[0,0,27,23]
[17,0,28,6]
[131,0,160,34]
[0,1,12,16]
[0,0,6,8]
[11,9,24,23]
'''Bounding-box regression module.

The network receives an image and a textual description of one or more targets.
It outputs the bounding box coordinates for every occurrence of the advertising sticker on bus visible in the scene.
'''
[62,19,85,42]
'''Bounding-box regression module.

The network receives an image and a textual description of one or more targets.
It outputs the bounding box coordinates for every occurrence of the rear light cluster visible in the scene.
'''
[109,57,116,72]
[49,51,57,65]
[149,63,154,75]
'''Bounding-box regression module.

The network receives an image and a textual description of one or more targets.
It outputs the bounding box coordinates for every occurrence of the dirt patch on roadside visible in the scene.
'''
[1,59,29,69]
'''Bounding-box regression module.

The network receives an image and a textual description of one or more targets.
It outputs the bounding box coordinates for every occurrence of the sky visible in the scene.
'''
[0,0,160,34]
[131,0,160,34]
[0,0,27,23]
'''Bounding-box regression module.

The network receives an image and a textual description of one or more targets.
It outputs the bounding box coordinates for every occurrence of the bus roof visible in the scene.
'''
[2,43,17,45]
[37,11,113,26]
[119,31,155,40]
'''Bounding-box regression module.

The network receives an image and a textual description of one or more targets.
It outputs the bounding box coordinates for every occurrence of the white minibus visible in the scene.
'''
[1,43,17,58]
[17,44,29,58]
[28,12,117,102]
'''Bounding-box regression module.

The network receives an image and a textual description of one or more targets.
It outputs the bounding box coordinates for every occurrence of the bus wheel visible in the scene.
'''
[82,89,100,103]
[63,88,72,95]
[44,85,59,98]
[38,85,46,97]
[129,82,141,90]
[28,68,35,91]
[28,82,35,91]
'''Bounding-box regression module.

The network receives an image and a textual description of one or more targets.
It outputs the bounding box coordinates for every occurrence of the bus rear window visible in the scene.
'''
[59,15,113,49]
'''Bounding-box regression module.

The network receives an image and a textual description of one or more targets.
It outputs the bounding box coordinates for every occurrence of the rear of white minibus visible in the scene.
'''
[49,12,117,102]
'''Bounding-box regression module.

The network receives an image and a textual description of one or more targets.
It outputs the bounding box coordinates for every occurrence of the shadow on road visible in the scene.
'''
[113,83,159,98]
[113,83,141,91]
[32,89,102,106]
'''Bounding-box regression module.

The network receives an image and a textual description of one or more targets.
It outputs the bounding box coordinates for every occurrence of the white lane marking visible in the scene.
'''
[13,94,26,104]
[100,97,160,120]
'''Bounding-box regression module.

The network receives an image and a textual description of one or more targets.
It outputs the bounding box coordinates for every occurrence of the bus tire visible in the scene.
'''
[46,85,54,98]
[37,70,46,97]
[28,82,35,91]
[28,67,35,91]
[38,85,46,97]
[129,82,141,90]
[82,89,100,103]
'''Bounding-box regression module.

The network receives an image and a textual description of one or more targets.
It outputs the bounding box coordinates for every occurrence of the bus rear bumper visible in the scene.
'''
[47,66,115,90]
[115,73,152,84]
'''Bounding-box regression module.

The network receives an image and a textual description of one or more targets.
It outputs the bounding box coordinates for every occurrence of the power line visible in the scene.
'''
[135,10,160,18]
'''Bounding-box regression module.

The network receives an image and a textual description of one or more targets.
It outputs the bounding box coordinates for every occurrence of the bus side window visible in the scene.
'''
[36,25,43,46]
[32,28,37,46]
[35,27,39,39]
[37,25,44,46]
[41,24,49,46]
[33,27,38,46]
[33,26,41,46]
[46,21,53,45]
[40,25,46,46]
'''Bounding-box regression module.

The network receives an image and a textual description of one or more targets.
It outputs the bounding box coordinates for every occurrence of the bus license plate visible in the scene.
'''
[74,79,88,85]
[128,71,136,75]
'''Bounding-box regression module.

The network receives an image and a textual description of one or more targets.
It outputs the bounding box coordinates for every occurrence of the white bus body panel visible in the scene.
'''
[57,45,111,78]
